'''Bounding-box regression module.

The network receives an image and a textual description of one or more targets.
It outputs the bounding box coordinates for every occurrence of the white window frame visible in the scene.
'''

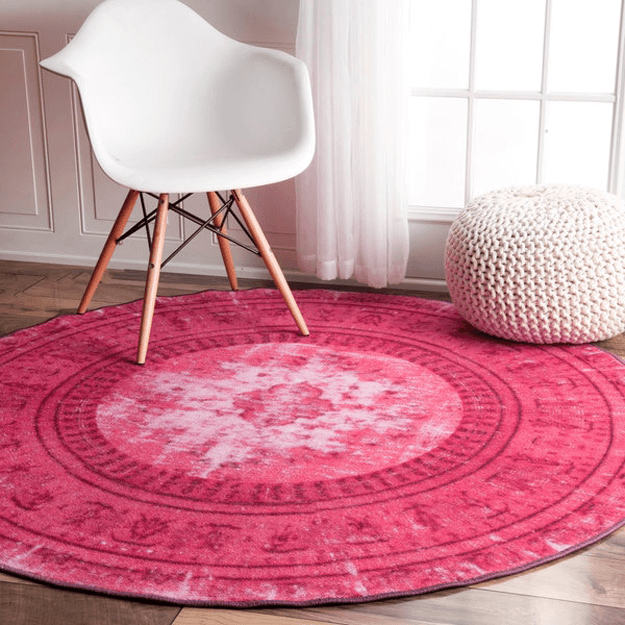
[409,0,625,223]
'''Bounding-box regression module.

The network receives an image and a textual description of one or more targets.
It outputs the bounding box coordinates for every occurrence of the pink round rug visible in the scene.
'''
[1,288,625,606]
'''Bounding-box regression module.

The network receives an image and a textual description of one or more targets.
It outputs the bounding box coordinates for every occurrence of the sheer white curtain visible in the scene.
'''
[296,0,410,289]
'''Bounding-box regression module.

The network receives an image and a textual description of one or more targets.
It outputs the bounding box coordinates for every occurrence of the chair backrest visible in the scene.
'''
[40,0,315,185]
[43,0,235,150]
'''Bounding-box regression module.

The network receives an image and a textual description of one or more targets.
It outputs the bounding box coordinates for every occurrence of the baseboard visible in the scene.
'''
[0,250,449,294]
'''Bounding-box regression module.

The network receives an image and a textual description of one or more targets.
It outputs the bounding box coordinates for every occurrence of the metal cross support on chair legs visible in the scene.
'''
[76,188,309,365]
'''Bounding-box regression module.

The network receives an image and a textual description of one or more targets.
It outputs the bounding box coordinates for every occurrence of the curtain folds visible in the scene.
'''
[296,0,410,289]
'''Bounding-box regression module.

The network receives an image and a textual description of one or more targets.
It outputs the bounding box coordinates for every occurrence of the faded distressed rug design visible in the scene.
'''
[1,289,625,606]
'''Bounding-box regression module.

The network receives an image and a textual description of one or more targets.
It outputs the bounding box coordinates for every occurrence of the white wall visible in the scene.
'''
[0,0,448,289]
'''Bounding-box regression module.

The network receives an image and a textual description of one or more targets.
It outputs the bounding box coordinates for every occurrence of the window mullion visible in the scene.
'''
[412,89,615,103]
[535,0,553,185]
[464,0,479,205]
[608,1,625,195]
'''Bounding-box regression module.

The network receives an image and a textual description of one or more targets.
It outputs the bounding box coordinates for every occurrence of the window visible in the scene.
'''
[408,0,625,220]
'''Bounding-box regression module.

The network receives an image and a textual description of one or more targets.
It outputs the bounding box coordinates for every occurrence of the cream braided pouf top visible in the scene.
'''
[445,184,625,343]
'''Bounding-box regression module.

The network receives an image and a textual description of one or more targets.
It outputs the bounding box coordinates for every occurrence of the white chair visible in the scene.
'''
[40,0,315,364]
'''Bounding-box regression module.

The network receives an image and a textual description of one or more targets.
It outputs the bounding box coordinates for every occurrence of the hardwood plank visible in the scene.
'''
[0,272,45,302]
[262,587,625,625]
[596,334,625,359]
[172,608,337,625]
[0,572,37,586]
[0,581,180,625]
[21,275,147,306]
[19,268,253,311]
[581,526,625,560]
[110,268,244,290]
[249,605,447,625]
[0,260,86,279]
[0,310,61,336]
[474,546,625,609]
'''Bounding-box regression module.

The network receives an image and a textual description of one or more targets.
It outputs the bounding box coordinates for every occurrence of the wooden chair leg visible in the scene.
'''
[232,189,309,336]
[137,193,169,365]
[207,192,238,290]
[78,189,139,314]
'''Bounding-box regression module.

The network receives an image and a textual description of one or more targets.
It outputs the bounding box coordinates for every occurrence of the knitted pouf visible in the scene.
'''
[445,184,625,343]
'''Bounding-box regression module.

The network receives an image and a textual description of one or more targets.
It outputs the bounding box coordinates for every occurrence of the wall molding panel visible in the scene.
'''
[0,31,52,231]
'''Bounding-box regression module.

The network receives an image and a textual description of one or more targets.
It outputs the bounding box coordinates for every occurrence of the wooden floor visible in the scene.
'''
[2,259,625,625]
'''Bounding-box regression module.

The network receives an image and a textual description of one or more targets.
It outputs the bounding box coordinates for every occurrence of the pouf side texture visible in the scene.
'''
[444,184,625,343]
